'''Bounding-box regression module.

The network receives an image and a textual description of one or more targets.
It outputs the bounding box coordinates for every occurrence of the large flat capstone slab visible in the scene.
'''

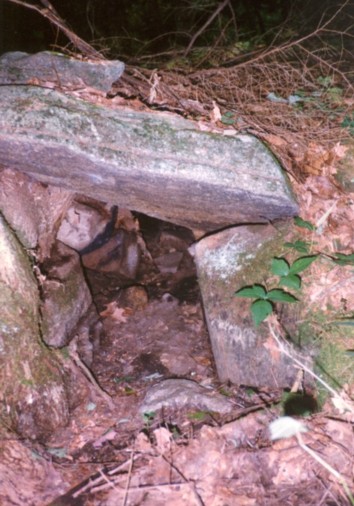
[0,85,298,232]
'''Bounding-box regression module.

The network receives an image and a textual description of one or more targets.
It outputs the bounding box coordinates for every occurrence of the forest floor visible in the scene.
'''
[0,61,353,505]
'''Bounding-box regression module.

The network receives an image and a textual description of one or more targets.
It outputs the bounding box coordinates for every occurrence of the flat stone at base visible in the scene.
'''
[140,379,234,414]
[193,224,310,389]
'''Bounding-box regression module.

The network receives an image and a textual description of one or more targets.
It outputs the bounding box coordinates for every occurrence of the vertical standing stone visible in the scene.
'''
[193,224,309,388]
[0,214,70,440]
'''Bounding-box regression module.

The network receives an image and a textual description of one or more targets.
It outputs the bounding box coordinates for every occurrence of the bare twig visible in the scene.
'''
[68,336,115,409]
[296,432,354,505]
[122,451,134,506]
[161,453,205,506]
[4,0,103,59]
[184,0,230,57]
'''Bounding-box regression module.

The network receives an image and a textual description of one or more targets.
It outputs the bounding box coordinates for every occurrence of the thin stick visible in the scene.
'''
[68,336,115,409]
[296,432,354,505]
[267,315,353,410]
[184,0,230,57]
[122,451,134,506]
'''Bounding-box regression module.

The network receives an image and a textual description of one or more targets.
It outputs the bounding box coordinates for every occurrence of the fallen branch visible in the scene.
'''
[4,0,103,59]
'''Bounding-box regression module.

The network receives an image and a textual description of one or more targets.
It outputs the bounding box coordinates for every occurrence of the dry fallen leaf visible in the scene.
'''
[331,142,348,159]
[211,100,221,123]
[100,301,128,323]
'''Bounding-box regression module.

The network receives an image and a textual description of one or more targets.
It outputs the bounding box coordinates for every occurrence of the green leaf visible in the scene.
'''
[279,274,301,289]
[251,299,273,326]
[341,115,354,128]
[289,255,318,274]
[294,216,316,231]
[332,253,354,266]
[143,411,156,424]
[234,285,267,299]
[271,257,290,276]
[284,240,310,253]
[267,289,298,303]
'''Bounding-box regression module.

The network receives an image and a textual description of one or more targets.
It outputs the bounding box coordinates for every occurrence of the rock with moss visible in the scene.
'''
[0,84,298,233]
[192,223,313,389]
[0,213,70,440]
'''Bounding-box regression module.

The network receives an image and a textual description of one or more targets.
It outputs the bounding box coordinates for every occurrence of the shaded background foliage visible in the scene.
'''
[1,0,353,65]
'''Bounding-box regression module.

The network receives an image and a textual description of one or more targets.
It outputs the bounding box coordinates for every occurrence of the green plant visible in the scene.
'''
[284,239,311,253]
[235,255,317,326]
[293,216,316,231]
[234,215,352,326]
[330,253,354,266]
[142,411,156,428]
[220,111,235,125]
[235,284,297,326]
[272,255,318,289]
[187,410,211,421]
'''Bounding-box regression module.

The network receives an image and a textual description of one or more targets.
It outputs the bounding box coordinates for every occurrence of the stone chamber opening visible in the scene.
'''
[49,194,227,445]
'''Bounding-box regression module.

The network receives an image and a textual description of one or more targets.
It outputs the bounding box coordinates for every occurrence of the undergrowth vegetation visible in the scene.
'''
[235,216,354,326]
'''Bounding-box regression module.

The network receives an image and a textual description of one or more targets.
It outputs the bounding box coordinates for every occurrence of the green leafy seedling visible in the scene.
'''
[272,255,318,289]
[235,284,297,326]
[294,216,316,231]
[284,240,310,254]
[143,411,156,427]
[341,114,354,135]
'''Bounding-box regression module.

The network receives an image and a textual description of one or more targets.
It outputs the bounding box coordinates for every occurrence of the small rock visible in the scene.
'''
[116,285,149,311]
[139,379,234,414]
[57,200,112,251]
[41,241,92,347]
[81,229,141,279]
[155,251,184,273]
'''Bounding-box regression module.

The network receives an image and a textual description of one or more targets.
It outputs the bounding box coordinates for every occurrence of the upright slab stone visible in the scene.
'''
[193,224,309,388]
[0,85,298,232]
[0,214,70,440]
